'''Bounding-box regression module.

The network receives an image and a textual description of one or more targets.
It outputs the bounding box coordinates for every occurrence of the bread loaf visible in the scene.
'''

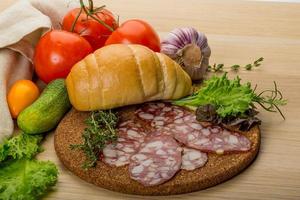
[66,44,192,111]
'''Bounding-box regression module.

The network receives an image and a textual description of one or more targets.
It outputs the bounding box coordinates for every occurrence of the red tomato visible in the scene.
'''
[62,8,118,51]
[105,19,161,52]
[34,30,93,83]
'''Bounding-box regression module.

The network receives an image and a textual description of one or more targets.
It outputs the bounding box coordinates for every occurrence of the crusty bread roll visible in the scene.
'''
[66,44,192,111]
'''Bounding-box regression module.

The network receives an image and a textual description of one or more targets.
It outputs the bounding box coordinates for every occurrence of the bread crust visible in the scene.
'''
[66,44,192,111]
[54,107,260,195]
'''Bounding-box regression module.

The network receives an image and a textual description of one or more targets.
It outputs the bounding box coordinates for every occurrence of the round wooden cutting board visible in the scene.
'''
[54,107,260,195]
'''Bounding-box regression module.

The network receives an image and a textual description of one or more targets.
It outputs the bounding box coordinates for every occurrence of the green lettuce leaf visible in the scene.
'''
[0,134,42,162]
[174,73,256,118]
[0,159,58,200]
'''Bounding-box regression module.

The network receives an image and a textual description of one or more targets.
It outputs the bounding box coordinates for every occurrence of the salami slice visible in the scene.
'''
[129,135,182,186]
[140,106,252,154]
[181,147,208,171]
[103,138,139,167]
[148,113,202,139]
[118,120,147,142]
[135,102,188,128]
[102,119,147,167]
[174,126,251,154]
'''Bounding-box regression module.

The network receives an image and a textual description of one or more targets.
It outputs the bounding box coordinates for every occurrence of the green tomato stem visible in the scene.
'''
[79,0,115,32]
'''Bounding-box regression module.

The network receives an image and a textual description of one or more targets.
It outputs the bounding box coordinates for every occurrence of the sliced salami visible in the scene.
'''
[135,102,188,128]
[174,126,251,154]
[129,135,182,186]
[150,112,203,139]
[181,147,208,171]
[102,119,147,167]
[103,139,138,167]
[117,120,148,142]
[147,108,252,154]
[103,102,251,183]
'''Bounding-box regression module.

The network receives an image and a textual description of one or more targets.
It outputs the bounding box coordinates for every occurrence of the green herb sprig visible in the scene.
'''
[208,57,264,72]
[231,64,240,71]
[244,57,264,71]
[207,63,224,72]
[254,57,264,67]
[254,81,287,119]
[70,110,118,169]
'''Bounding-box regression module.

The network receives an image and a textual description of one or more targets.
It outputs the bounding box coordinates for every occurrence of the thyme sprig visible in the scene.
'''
[208,57,264,72]
[207,63,224,72]
[70,110,119,169]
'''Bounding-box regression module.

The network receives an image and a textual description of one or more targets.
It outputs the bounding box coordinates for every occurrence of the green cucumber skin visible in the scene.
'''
[17,79,71,134]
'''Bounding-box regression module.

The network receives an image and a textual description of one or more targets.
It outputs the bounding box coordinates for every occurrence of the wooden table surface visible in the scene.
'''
[1,0,300,199]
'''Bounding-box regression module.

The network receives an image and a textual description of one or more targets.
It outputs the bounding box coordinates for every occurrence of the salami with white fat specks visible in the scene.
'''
[181,147,208,171]
[129,135,182,186]
[173,125,251,154]
[135,102,188,128]
[118,120,148,142]
[103,139,138,167]
[136,102,251,154]
[103,102,251,185]
[102,120,147,167]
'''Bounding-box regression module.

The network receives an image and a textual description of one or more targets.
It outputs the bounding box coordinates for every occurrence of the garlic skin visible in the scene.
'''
[161,27,211,81]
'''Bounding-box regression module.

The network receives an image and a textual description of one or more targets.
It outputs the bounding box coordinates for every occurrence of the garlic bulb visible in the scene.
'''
[161,27,211,81]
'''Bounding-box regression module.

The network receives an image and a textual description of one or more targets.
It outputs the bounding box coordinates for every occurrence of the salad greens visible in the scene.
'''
[196,104,261,131]
[0,134,42,162]
[0,133,58,200]
[174,73,287,129]
[0,159,58,200]
[174,73,257,118]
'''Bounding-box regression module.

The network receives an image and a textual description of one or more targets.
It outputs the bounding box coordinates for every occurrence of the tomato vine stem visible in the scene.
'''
[70,7,83,32]
[88,0,94,12]
[75,0,114,32]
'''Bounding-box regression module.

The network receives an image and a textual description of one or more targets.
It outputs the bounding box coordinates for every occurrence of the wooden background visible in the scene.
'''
[1,0,300,199]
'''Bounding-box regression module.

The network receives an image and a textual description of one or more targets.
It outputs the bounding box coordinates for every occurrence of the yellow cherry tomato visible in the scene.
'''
[8,80,40,118]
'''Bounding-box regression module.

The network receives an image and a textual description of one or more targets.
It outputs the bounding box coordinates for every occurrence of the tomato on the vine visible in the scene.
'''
[62,5,118,51]
[34,30,93,84]
[105,19,161,52]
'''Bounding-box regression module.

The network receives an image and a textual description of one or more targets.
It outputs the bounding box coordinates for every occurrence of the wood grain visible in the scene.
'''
[1,0,300,199]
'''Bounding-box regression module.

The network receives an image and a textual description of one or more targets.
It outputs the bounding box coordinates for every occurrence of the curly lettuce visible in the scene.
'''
[174,73,255,117]
[0,159,58,200]
[0,134,42,162]
[0,133,58,199]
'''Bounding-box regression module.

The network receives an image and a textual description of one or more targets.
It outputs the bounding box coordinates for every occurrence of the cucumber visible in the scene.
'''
[17,79,71,134]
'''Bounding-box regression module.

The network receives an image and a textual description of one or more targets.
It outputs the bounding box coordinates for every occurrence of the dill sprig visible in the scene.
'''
[70,110,118,169]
